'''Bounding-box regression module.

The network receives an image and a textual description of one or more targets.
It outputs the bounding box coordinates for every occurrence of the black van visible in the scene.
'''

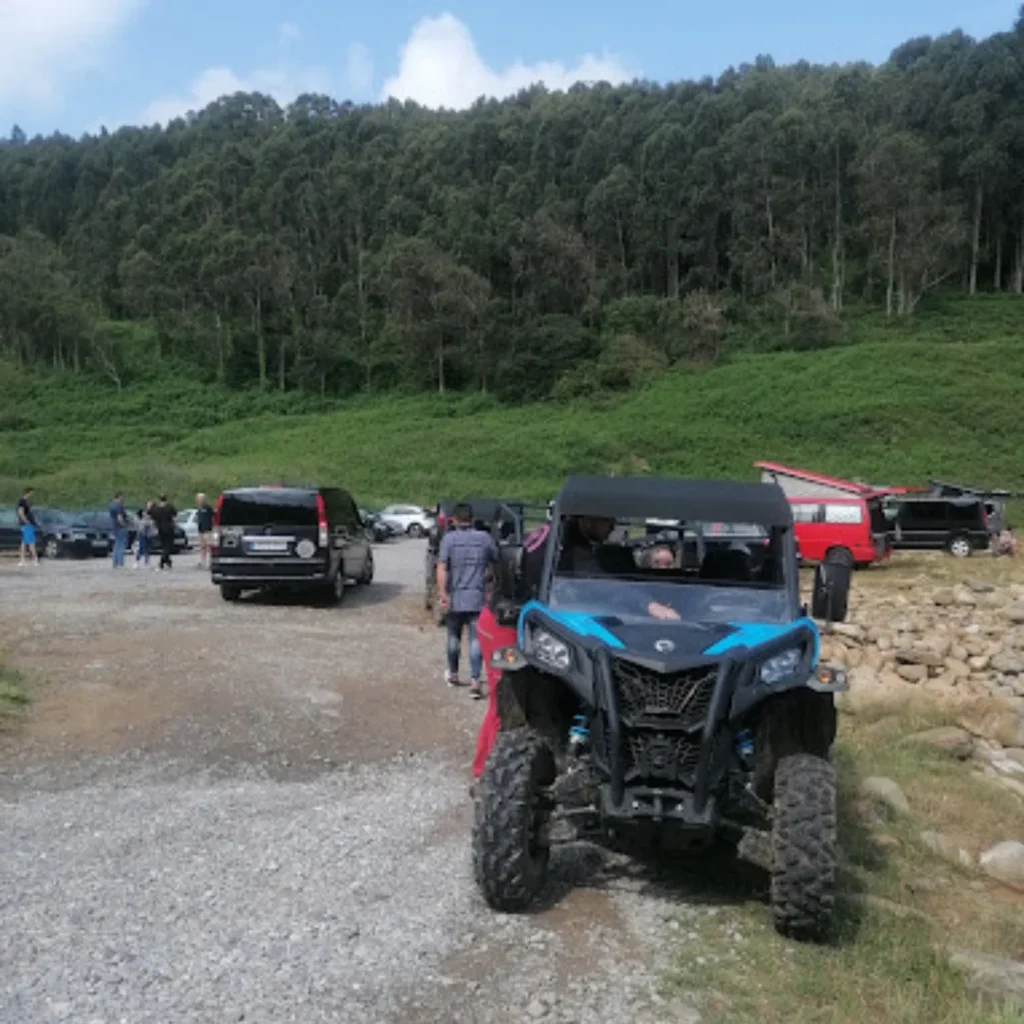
[211,486,373,603]
[887,497,990,557]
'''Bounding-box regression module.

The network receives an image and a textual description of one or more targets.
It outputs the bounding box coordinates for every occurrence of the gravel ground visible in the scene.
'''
[0,543,703,1023]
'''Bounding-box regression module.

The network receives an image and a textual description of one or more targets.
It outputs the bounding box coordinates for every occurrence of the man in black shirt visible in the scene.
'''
[17,487,39,566]
[195,493,214,569]
[150,494,178,570]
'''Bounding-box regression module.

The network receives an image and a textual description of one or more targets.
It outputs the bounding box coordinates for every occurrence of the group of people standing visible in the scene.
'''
[109,493,180,570]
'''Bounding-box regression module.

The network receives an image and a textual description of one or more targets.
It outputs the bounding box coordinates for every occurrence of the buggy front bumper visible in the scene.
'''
[599,784,716,829]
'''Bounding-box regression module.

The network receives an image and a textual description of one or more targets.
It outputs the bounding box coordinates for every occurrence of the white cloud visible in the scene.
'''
[381,12,631,109]
[0,0,144,108]
[143,64,331,124]
[279,21,301,44]
[345,42,374,95]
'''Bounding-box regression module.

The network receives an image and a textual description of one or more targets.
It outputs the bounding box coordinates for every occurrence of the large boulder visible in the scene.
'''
[948,948,1024,1010]
[991,650,1024,676]
[907,726,974,760]
[920,829,973,867]
[979,841,1024,892]
[897,664,928,683]
[896,648,945,668]
[959,708,1024,748]
[860,776,911,816]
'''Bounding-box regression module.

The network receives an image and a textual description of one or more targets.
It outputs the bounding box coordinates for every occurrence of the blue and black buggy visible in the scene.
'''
[473,475,852,941]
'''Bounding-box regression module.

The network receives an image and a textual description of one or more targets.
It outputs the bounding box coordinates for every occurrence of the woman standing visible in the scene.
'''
[134,501,155,569]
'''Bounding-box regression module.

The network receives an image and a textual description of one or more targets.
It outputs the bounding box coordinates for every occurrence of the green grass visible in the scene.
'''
[0,664,30,720]
[665,703,1024,1023]
[2,295,1022,506]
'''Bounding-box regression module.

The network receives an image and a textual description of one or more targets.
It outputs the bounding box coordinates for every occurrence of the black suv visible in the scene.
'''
[211,486,373,603]
[886,497,990,557]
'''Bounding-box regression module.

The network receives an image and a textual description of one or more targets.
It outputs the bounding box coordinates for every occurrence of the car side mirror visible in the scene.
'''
[811,561,852,623]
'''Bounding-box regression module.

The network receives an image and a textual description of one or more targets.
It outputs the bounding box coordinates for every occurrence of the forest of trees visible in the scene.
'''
[1,12,1023,402]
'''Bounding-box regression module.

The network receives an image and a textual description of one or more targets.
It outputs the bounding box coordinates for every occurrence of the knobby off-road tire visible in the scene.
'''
[770,752,838,942]
[473,727,556,912]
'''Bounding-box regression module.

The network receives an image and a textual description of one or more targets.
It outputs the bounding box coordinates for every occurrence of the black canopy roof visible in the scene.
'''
[554,475,793,527]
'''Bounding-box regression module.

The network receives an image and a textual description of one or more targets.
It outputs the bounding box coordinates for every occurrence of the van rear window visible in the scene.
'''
[823,504,863,525]
[220,490,317,528]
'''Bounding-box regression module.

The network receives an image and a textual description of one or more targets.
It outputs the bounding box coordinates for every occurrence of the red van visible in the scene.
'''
[788,494,892,567]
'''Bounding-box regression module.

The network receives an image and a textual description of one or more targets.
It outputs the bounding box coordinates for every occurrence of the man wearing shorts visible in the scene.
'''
[195,493,214,569]
[17,487,39,566]
[436,502,498,698]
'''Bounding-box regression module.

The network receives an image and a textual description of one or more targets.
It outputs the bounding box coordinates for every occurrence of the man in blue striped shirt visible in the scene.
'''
[436,503,499,698]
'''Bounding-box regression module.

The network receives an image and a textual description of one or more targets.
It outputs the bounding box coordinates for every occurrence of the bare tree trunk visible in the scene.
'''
[765,191,776,291]
[352,223,371,393]
[215,311,225,382]
[886,216,897,317]
[1014,220,1024,294]
[969,182,983,295]
[666,220,680,300]
[255,291,267,388]
[994,231,1003,292]
[618,221,628,294]
[437,336,445,395]
[831,144,844,312]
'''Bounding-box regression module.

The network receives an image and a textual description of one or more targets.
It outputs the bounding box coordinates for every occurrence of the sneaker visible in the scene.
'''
[469,680,484,700]
[445,671,460,688]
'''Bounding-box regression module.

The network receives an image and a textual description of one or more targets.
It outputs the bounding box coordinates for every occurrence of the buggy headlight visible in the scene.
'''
[531,629,572,673]
[759,647,802,684]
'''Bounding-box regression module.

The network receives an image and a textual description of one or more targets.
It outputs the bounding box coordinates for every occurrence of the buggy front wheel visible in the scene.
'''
[770,752,838,942]
[473,728,555,912]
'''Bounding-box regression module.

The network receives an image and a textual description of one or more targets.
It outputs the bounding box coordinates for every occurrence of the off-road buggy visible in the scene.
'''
[424,498,527,625]
[472,475,852,941]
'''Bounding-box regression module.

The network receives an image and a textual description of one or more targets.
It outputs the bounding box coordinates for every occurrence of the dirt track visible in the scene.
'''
[0,543,703,1024]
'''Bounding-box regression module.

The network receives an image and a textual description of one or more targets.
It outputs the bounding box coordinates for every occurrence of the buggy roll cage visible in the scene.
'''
[535,476,800,612]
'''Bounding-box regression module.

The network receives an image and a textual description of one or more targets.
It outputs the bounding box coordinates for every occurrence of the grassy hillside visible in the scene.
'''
[2,301,1022,507]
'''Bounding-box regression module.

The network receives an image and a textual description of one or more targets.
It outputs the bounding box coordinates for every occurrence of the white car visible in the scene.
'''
[379,504,434,537]
[176,508,200,546]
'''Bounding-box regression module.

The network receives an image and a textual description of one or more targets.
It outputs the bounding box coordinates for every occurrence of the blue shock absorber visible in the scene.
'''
[735,729,754,762]
[569,714,589,747]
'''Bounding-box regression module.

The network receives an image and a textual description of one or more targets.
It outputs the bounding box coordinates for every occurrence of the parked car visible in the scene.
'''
[787,494,891,568]
[360,509,396,543]
[380,504,434,537]
[75,509,117,555]
[884,497,990,557]
[176,508,200,547]
[211,485,373,603]
[1,507,108,559]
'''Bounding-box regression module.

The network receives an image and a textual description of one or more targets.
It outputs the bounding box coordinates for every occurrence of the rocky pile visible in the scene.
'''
[823,580,1024,709]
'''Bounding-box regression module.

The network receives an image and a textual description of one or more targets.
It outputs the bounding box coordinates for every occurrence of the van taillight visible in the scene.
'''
[438,513,447,532]
[212,493,224,548]
[317,494,328,548]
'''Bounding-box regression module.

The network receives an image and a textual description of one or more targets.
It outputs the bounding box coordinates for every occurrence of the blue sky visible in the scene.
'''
[0,0,1018,136]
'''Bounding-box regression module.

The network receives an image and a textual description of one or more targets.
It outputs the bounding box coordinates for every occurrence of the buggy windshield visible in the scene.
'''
[549,578,789,625]
[548,517,792,625]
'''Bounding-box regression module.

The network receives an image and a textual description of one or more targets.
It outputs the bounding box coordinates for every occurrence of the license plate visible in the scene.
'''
[92,540,108,549]
[246,538,288,553]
